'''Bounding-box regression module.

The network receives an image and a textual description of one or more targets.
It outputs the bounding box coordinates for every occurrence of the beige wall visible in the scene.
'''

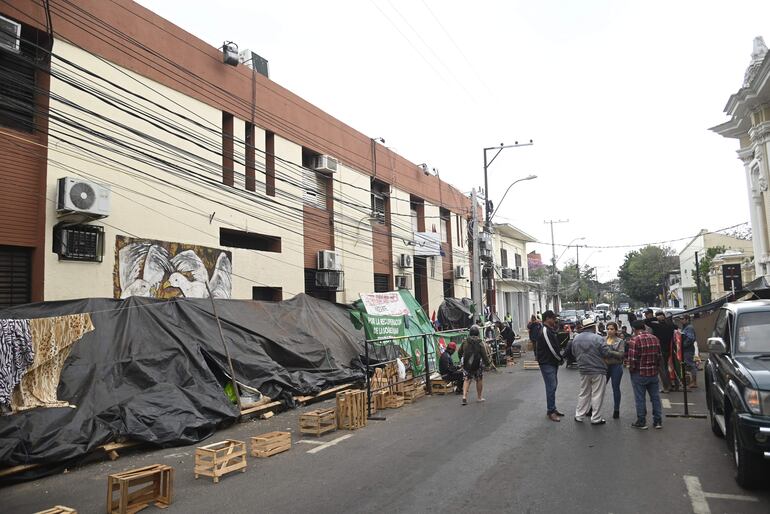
[45,41,305,300]
[423,203,444,313]
[390,186,415,293]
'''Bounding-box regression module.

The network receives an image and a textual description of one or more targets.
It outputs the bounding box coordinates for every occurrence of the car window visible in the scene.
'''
[735,312,770,353]
[713,309,727,339]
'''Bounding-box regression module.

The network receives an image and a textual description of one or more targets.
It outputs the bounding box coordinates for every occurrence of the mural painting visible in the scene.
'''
[114,236,232,299]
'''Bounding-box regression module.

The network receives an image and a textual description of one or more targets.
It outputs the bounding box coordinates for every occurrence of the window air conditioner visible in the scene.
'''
[315,270,343,291]
[455,265,467,279]
[317,250,341,270]
[399,254,413,268]
[313,155,338,174]
[56,177,111,218]
[0,15,21,53]
[395,274,413,289]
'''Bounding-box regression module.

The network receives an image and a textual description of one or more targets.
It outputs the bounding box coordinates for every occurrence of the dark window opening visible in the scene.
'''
[443,279,454,299]
[245,122,255,191]
[515,253,522,268]
[371,180,389,221]
[374,273,391,292]
[265,131,275,196]
[304,268,336,302]
[252,286,282,302]
[500,248,508,268]
[0,245,31,307]
[222,112,234,186]
[220,228,281,252]
[52,224,104,262]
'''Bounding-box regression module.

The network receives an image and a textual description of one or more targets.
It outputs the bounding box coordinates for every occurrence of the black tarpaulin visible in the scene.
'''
[437,298,474,329]
[0,294,364,477]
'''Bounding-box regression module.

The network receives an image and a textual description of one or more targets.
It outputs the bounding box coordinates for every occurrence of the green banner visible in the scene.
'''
[363,314,405,341]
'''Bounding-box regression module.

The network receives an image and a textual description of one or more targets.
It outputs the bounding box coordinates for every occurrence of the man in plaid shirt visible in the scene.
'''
[626,320,663,429]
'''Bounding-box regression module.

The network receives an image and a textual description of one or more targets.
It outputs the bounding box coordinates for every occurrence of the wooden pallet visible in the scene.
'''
[383,392,404,409]
[240,400,282,418]
[107,464,173,514]
[194,440,247,483]
[523,361,540,370]
[294,383,355,406]
[403,385,426,404]
[34,507,77,514]
[250,431,291,458]
[429,380,454,395]
[299,408,337,436]
[336,390,367,430]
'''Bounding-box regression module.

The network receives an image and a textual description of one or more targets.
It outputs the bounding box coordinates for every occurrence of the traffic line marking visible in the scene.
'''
[296,440,325,445]
[306,434,352,454]
[670,402,695,406]
[683,475,758,514]
[662,399,671,409]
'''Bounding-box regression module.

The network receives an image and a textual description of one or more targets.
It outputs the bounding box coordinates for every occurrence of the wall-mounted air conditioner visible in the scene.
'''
[0,15,21,53]
[455,265,467,279]
[395,274,413,290]
[313,155,338,174]
[317,250,341,270]
[502,267,512,279]
[399,254,413,268]
[56,177,111,218]
[315,270,343,291]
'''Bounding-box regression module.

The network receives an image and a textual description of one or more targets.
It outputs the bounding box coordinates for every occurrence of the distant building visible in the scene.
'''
[492,223,539,333]
[708,249,755,300]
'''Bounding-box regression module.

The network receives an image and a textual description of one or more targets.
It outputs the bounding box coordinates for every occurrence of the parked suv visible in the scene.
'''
[705,300,770,488]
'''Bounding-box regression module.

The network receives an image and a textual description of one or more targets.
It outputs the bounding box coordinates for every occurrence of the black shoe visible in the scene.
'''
[554,410,565,417]
[591,419,607,425]
[631,421,648,430]
[613,410,619,419]
[653,421,662,429]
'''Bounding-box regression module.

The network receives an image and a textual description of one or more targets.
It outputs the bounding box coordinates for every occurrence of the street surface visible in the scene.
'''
[4,344,770,514]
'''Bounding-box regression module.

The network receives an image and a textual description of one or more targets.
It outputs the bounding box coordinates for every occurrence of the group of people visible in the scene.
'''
[533,308,699,429]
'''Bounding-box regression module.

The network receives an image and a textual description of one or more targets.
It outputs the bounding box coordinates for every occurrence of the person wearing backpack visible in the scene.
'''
[458,325,491,405]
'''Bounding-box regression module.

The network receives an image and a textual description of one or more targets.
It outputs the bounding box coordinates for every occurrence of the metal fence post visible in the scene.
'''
[423,334,432,395]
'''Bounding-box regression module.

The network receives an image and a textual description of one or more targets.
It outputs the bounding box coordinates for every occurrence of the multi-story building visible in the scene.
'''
[708,249,755,300]
[0,1,472,313]
[665,268,683,308]
[711,36,770,278]
[679,229,753,308]
[492,223,538,333]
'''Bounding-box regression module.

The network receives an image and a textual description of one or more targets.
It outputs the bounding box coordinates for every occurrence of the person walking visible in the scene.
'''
[604,322,625,419]
[627,320,663,429]
[571,318,624,425]
[680,315,698,389]
[458,325,490,405]
[535,310,564,422]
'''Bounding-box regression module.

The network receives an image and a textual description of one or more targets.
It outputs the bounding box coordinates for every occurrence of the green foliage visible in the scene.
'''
[691,245,726,304]
[618,245,677,305]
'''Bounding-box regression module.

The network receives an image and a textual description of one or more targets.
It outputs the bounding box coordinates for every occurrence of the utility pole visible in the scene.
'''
[694,251,703,307]
[471,189,483,324]
[544,219,568,311]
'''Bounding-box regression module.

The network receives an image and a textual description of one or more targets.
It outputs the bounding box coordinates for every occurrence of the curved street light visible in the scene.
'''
[556,237,586,264]
[490,174,537,220]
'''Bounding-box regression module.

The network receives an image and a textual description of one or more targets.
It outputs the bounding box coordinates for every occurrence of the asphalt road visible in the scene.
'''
[4,352,770,514]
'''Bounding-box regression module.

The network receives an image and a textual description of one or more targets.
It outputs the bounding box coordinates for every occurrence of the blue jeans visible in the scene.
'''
[630,373,662,424]
[539,363,559,414]
[607,364,623,412]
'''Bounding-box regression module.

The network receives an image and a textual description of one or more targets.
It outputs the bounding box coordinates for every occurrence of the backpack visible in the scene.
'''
[463,340,482,372]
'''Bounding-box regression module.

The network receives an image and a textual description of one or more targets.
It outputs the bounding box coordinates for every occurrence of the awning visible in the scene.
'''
[677,275,770,317]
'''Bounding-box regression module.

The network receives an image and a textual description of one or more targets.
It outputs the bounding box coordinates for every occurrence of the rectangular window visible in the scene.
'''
[0,22,35,132]
[455,214,464,248]
[265,131,275,196]
[220,228,281,252]
[371,181,388,221]
[252,286,282,301]
[245,122,255,191]
[515,253,522,268]
[0,245,31,307]
[500,248,508,268]
[222,112,234,186]
[411,206,418,233]
[440,218,448,243]
[303,169,329,209]
[373,273,390,293]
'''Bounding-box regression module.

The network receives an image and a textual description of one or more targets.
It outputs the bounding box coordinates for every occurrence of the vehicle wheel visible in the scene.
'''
[728,414,763,489]
[706,374,722,437]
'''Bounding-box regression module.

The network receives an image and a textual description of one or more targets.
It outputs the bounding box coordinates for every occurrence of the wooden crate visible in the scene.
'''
[250,431,291,458]
[299,408,337,436]
[194,439,246,483]
[336,390,367,430]
[403,384,426,404]
[34,507,77,514]
[430,380,454,395]
[383,392,404,409]
[107,464,173,514]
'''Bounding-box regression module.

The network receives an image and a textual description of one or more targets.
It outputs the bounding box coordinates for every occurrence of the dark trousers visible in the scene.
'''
[606,364,623,412]
[631,373,662,424]
[443,371,464,390]
[658,353,671,391]
[539,363,559,414]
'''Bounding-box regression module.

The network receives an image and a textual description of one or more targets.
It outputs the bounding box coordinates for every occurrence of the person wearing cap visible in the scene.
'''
[644,310,675,392]
[439,341,463,393]
[571,317,624,425]
[535,310,565,421]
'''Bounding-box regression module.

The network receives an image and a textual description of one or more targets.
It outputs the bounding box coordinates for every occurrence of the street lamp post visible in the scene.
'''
[481,141,533,318]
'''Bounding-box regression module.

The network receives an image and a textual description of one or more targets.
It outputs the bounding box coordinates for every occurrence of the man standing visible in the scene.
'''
[571,318,624,425]
[644,310,675,392]
[680,315,697,389]
[535,310,564,422]
[439,342,463,393]
[627,320,663,429]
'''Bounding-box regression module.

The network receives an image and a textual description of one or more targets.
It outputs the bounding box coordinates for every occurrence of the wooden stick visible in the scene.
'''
[205,283,243,416]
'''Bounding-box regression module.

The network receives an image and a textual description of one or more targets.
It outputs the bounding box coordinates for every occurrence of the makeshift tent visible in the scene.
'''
[0,294,364,478]
[437,297,474,330]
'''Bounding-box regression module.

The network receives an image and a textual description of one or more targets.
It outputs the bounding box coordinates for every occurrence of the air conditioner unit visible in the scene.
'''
[502,267,512,279]
[395,274,413,289]
[56,177,111,218]
[454,265,467,279]
[0,15,21,53]
[317,250,341,271]
[399,254,413,268]
[313,155,338,174]
[315,270,343,291]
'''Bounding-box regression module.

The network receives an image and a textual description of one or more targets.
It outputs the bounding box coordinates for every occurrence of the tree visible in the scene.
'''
[691,245,726,304]
[618,245,677,305]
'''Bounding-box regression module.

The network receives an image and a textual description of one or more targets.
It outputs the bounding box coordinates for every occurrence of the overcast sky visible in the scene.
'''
[138,0,770,281]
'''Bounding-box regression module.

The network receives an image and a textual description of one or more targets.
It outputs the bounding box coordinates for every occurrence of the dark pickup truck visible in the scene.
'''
[705,300,770,488]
